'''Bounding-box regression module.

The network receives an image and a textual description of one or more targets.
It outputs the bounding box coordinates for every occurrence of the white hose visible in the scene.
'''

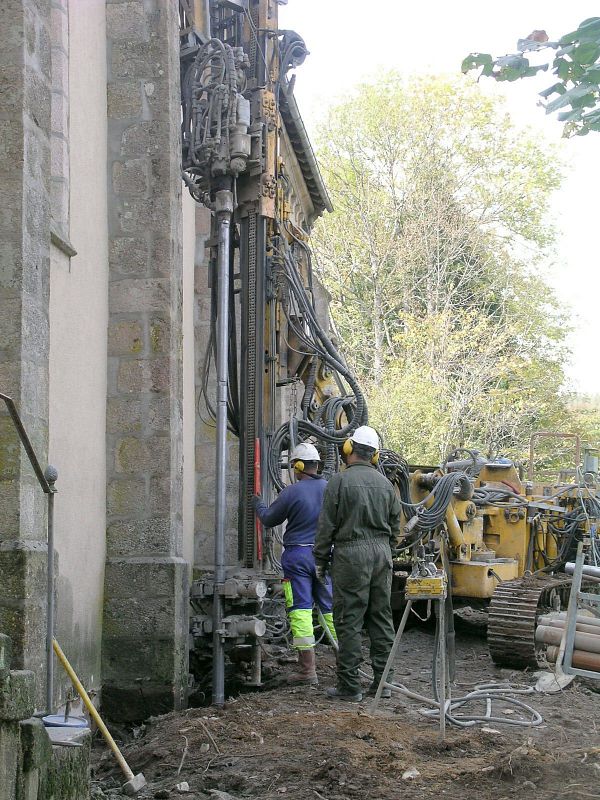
[316,609,543,727]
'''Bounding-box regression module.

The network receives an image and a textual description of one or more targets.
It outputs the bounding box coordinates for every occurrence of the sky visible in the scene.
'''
[279,1,599,395]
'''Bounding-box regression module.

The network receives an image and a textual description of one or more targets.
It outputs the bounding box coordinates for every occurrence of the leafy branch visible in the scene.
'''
[462,17,600,136]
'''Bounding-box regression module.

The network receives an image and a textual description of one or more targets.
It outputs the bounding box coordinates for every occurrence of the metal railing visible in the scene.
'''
[0,393,57,714]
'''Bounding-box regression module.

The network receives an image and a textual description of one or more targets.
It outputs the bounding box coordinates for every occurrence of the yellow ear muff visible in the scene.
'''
[371,451,380,465]
[293,459,305,473]
[342,439,353,457]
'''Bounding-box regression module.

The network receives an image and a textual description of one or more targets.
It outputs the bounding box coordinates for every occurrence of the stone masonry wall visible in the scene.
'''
[102,0,189,721]
[0,634,90,800]
[0,0,52,701]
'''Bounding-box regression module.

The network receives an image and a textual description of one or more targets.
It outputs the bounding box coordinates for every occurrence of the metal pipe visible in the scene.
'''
[566,561,600,579]
[0,395,58,712]
[0,394,51,493]
[45,466,58,714]
[438,597,446,741]
[538,617,600,637]
[536,624,600,654]
[370,599,412,713]
[546,645,600,672]
[212,189,233,707]
[539,611,600,628]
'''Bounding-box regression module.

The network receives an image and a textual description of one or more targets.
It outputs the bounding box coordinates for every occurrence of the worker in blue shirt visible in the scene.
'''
[253,442,337,685]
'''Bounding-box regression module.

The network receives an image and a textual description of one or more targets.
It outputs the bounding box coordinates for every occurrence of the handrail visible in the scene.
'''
[0,393,52,494]
[0,392,57,715]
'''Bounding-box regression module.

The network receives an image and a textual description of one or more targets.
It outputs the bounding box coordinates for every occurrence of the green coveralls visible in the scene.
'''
[314,462,401,694]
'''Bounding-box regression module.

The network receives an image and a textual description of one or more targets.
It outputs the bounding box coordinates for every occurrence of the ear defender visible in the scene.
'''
[293,460,305,473]
[342,438,379,464]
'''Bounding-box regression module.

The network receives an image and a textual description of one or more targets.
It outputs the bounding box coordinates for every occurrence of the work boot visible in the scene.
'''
[366,678,392,699]
[326,686,363,703]
[287,648,318,685]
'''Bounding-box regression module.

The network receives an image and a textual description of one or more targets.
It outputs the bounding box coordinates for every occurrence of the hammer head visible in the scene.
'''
[122,774,147,796]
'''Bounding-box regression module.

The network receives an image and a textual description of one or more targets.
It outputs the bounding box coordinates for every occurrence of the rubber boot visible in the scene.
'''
[367,677,391,699]
[326,686,363,702]
[287,648,318,685]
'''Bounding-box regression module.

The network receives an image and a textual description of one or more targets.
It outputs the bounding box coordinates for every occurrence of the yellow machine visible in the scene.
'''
[387,437,600,669]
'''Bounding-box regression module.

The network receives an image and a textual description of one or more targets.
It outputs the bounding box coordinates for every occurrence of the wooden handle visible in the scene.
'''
[52,638,134,781]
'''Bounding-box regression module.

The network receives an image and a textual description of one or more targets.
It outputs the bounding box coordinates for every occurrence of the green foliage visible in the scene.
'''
[463,17,600,136]
[313,74,574,464]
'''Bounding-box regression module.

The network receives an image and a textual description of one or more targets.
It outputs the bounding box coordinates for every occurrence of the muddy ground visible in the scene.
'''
[93,622,600,800]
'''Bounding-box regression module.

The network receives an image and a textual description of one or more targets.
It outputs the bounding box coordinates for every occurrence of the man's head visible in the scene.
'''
[290,442,321,476]
[342,426,380,465]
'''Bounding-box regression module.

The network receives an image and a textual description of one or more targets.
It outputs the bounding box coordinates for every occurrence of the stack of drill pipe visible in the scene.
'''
[536,613,600,673]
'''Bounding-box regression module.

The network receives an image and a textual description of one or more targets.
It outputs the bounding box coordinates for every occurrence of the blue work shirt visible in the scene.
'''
[254,477,327,546]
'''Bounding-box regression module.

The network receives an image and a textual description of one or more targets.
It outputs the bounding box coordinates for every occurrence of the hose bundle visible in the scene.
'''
[266,233,369,491]
[401,472,471,533]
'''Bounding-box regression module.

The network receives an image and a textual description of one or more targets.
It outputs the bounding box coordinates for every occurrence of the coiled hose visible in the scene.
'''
[316,607,543,728]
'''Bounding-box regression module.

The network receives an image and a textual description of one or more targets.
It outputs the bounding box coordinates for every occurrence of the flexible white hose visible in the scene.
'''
[316,608,543,727]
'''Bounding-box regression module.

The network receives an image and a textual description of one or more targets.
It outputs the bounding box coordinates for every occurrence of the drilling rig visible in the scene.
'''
[179,0,368,703]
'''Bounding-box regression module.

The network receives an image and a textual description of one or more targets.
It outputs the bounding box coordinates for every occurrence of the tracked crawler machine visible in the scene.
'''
[386,437,600,668]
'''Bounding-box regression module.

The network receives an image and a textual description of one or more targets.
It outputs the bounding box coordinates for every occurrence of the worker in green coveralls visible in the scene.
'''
[314,426,401,702]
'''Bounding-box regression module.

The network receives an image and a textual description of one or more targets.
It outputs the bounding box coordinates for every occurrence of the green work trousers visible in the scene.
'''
[331,537,395,694]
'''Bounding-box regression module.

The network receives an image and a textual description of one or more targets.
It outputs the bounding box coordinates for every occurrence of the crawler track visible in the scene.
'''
[488,576,573,669]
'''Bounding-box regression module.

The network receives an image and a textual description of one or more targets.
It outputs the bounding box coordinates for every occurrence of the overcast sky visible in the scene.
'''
[280,1,599,395]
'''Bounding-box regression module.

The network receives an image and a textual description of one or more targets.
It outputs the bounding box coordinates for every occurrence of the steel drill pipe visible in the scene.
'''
[546,645,600,672]
[539,611,600,628]
[536,625,600,654]
[538,615,600,636]
[212,190,233,707]
[566,562,600,579]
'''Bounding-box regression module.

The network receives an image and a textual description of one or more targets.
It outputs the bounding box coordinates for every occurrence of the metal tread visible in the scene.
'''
[488,575,572,669]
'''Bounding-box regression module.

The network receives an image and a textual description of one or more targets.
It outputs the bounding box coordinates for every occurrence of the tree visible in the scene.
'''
[312,73,570,462]
[462,17,600,136]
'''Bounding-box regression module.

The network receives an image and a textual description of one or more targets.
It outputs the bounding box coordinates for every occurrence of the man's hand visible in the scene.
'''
[251,494,262,509]
[315,563,328,584]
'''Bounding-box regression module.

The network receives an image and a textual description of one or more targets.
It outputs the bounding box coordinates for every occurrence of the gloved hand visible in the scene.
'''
[315,563,328,584]
[251,494,262,509]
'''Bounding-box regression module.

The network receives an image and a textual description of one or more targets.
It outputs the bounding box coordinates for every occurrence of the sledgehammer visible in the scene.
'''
[53,639,147,795]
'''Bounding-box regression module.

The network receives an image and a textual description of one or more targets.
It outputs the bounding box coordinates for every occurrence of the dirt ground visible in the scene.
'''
[92,623,600,800]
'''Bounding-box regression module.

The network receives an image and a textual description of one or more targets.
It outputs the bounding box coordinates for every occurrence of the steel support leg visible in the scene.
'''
[370,600,412,713]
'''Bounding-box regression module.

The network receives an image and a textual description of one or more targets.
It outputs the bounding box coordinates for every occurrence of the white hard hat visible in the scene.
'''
[290,442,321,463]
[350,426,380,450]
